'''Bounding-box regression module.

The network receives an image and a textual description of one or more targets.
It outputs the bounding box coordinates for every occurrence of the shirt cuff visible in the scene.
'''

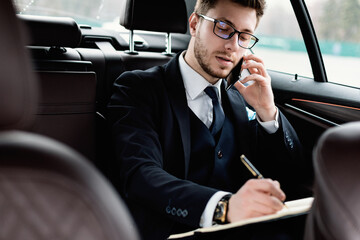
[200,191,230,228]
[256,107,280,134]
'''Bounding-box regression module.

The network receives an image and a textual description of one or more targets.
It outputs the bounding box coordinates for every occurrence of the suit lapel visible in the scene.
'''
[163,54,191,178]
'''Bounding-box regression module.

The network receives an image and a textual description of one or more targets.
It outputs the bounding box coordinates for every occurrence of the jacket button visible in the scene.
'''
[171,207,177,216]
[166,206,171,214]
[217,150,223,158]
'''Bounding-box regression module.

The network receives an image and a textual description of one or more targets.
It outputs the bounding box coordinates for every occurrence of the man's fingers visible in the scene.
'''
[239,75,266,86]
[253,192,285,212]
[273,180,281,188]
[243,54,265,65]
[242,54,269,78]
[247,179,286,202]
[243,61,264,76]
[241,200,278,218]
[234,80,245,92]
[227,179,287,223]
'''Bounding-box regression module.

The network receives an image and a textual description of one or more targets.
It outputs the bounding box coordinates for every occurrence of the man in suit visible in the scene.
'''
[108,0,306,239]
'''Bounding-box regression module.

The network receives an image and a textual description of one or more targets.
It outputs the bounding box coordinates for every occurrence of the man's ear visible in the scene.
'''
[188,12,200,37]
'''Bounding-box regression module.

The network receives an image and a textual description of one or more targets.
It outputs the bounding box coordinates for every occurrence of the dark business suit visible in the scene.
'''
[108,53,304,240]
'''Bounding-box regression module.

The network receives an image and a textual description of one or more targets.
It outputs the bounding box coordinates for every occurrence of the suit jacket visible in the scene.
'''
[108,53,305,240]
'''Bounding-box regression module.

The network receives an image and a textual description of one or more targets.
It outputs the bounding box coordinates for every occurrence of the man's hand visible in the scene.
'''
[234,54,276,122]
[227,179,286,223]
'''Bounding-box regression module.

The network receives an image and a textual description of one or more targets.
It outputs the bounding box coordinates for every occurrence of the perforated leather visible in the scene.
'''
[0,132,140,240]
[0,170,108,240]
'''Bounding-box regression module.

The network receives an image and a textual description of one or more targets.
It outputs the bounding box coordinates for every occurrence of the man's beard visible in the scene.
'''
[194,34,229,79]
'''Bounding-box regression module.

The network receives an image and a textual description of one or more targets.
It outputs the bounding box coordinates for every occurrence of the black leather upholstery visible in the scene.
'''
[119,0,188,33]
[0,1,140,239]
[304,122,360,240]
[0,1,38,131]
[19,15,82,48]
[32,71,97,161]
[0,131,140,240]
[17,14,97,161]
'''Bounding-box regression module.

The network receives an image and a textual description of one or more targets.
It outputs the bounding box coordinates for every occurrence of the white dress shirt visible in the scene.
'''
[178,51,279,227]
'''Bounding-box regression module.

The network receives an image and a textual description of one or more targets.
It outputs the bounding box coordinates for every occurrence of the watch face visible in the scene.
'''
[214,202,225,219]
[214,195,231,223]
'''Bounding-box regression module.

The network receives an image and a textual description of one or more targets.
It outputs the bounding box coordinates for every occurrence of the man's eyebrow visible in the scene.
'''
[218,18,254,33]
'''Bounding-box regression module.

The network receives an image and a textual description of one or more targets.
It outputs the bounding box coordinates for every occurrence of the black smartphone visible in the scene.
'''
[226,57,243,91]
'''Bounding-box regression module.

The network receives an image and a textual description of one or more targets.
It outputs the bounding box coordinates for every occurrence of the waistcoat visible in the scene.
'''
[187,95,249,192]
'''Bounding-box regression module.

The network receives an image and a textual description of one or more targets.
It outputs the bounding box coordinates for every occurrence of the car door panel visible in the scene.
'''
[271,71,360,125]
[271,70,360,177]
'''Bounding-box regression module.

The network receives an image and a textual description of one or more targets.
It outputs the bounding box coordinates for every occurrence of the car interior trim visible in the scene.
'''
[292,98,360,112]
[290,0,327,83]
[283,103,339,127]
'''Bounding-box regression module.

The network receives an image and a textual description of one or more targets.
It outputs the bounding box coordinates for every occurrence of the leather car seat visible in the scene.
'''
[18,14,97,161]
[0,1,139,239]
[304,121,360,240]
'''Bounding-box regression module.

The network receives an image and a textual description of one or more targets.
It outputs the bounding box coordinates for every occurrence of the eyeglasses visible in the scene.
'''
[197,14,259,49]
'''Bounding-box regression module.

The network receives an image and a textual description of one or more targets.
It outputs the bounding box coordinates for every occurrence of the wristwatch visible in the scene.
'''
[213,194,232,224]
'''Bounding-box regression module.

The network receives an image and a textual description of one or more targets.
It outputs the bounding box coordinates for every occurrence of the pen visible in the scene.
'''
[240,154,287,207]
[240,154,263,179]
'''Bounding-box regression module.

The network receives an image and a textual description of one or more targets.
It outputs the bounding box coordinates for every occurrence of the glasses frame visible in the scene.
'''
[197,13,259,49]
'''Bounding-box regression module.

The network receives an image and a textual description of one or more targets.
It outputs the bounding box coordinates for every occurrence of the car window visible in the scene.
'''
[13,0,122,28]
[254,1,313,79]
[306,0,360,88]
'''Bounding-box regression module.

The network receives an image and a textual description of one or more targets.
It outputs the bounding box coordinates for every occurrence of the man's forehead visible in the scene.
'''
[207,3,257,31]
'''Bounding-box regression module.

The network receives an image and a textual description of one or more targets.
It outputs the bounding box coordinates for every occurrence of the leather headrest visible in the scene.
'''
[312,122,360,239]
[119,0,188,33]
[315,122,360,191]
[19,15,82,48]
[0,1,38,131]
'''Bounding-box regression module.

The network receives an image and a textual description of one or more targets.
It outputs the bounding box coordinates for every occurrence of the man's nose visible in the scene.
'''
[224,33,239,50]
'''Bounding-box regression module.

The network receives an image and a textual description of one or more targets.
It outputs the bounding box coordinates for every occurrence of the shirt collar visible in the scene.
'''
[179,51,223,101]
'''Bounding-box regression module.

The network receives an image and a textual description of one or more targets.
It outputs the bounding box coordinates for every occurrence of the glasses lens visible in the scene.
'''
[214,21,233,39]
[238,33,257,49]
[212,19,258,49]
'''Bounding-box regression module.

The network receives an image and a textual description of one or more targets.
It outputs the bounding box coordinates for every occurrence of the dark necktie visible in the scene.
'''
[205,86,225,136]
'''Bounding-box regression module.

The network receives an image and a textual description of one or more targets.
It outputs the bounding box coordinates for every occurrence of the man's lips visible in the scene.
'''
[216,56,233,66]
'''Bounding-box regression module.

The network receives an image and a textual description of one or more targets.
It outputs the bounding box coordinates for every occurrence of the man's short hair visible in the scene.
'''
[194,0,266,23]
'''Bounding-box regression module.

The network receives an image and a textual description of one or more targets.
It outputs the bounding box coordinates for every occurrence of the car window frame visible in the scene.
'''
[290,0,328,83]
